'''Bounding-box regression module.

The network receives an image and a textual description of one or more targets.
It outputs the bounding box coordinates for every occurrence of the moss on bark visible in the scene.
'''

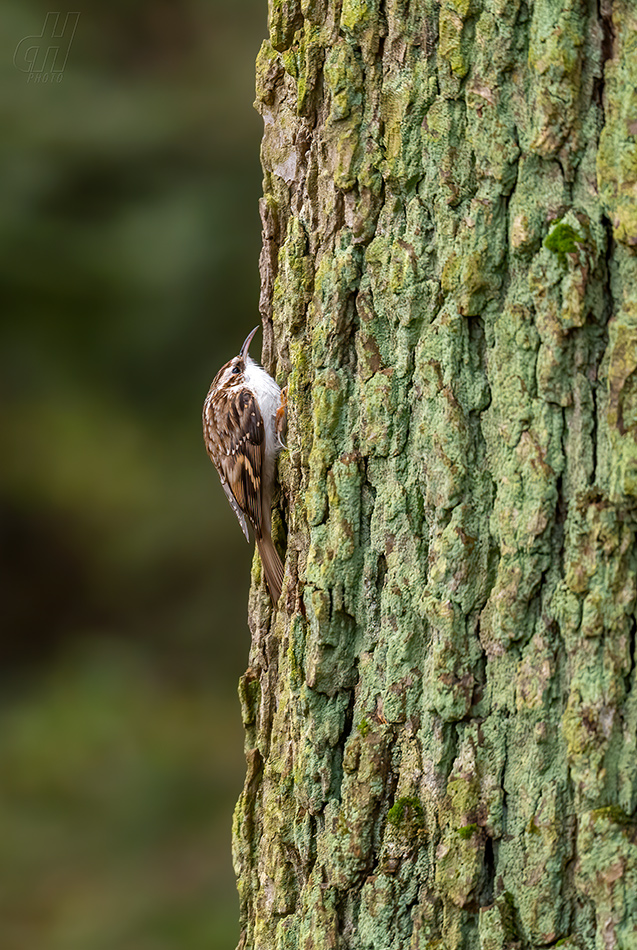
[233,1,637,947]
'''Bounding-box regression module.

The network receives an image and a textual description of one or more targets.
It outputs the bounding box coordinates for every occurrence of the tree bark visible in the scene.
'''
[233,1,637,948]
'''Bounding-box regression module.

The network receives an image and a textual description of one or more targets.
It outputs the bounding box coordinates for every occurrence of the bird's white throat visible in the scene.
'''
[244,356,281,457]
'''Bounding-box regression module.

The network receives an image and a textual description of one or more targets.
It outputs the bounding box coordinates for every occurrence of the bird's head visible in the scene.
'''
[212,326,258,390]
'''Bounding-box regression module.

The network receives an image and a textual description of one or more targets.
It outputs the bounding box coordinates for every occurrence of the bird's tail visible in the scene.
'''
[257,534,284,603]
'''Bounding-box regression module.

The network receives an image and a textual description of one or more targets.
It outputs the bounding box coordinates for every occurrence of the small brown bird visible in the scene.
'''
[202,327,285,602]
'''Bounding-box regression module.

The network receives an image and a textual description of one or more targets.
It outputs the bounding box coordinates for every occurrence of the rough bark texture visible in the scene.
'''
[233,1,637,948]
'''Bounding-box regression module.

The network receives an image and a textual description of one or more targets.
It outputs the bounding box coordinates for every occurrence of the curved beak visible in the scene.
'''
[240,326,259,361]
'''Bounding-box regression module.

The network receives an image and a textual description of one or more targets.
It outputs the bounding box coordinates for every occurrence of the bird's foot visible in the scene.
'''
[276,386,288,449]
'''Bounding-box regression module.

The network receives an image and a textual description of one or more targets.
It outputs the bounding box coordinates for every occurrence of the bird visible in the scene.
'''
[202,326,286,602]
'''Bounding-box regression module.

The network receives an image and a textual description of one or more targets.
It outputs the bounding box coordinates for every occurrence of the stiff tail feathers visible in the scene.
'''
[257,534,284,603]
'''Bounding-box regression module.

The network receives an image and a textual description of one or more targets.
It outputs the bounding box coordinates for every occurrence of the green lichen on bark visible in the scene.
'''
[234,0,637,948]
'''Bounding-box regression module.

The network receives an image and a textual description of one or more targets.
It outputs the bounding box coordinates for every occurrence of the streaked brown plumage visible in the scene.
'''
[202,327,285,602]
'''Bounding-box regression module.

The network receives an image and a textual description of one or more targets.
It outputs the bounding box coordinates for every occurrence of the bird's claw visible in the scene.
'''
[276,386,288,449]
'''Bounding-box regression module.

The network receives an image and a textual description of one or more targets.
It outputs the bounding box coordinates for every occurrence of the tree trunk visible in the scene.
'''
[233,1,637,947]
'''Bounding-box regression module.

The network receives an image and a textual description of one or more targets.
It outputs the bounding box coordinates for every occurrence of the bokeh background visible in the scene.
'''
[1,2,266,947]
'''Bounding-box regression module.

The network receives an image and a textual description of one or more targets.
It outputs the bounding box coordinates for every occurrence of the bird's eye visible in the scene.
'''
[231,365,241,375]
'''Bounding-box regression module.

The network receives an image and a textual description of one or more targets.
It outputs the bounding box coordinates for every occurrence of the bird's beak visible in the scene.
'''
[240,326,259,361]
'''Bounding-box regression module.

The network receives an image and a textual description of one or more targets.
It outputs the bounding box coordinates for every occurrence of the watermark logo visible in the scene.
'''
[14,12,80,83]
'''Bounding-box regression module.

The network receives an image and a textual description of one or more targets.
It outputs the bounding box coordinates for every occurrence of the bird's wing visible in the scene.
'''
[204,386,264,541]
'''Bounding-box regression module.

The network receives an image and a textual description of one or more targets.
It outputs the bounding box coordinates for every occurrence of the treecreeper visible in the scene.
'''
[202,326,286,602]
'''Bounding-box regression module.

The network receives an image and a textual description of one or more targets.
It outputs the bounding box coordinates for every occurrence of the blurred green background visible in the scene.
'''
[1,2,266,947]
